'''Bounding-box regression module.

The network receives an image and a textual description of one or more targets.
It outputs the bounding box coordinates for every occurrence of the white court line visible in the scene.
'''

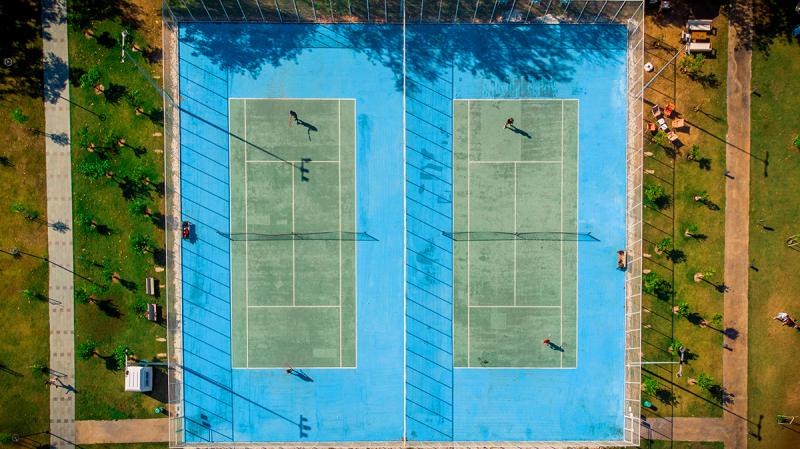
[575,101,580,368]
[338,100,343,368]
[470,305,561,309]
[466,100,471,368]
[352,100,358,369]
[244,99,250,368]
[247,305,340,308]
[469,160,562,164]
[560,100,565,368]
[292,149,296,307]
[228,97,354,100]
[457,98,579,102]
[246,160,339,163]
[513,162,517,307]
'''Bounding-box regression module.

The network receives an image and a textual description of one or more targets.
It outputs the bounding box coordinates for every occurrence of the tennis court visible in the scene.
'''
[229,98,357,369]
[175,19,633,444]
[452,99,579,368]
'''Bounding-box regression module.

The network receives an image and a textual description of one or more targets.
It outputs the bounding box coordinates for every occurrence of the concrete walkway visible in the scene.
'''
[75,419,169,444]
[721,0,752,448]
[41,0,76,447]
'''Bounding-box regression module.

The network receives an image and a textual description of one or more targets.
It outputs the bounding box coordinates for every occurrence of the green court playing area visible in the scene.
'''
[229,99,357,369]
[452,99,579,368]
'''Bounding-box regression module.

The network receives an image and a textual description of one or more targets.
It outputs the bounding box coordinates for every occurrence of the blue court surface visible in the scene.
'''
[177,22,627,443]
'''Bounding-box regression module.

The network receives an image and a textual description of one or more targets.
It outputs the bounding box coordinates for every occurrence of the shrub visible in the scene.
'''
[688,144,700,161]
[78,159,111,179]
[77,340,97,360]
[80,67,102,91]
[652,129,670,148]
[75,287,91,304]
[130,233,155,254]
[643,376,658,397]
[0,433,13,444]
[76,212,96,230]
[131,297,148,315]
[20,289,36,300]
[30,360,48,376]
[112,345,128,370]
[793,135,800,149]
[10,107,29,124]
[710,313,723,327]
[128,198,150,217]
[644,183,670,210]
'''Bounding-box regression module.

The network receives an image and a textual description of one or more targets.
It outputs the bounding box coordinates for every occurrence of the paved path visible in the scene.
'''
[75,419,169,444]
[645,2,753,447]
[721,0,752,448]
[644,418,728,442]
[41,0,76,447]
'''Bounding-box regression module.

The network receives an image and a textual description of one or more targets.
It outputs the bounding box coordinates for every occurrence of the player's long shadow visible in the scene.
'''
[287,368,314,382]
[297,119,318,141]
[547,342,565,353]
[507,126,532,139]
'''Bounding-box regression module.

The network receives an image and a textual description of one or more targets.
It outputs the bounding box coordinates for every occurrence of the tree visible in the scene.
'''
[674,300,690,318]
[667,338,683,354]
[79,67,102,91]
[710,313,723,327]
[794,135,800,150]
[0,433,13,444]
[77,340,97,360]
[678,54,706,80]
[643,272,673,301]
[683,223,699,238]
[130,233,155,254]
[696,373,715,391]
[10,107,29,124]
[655,237,672,254]
[644,183,670,210]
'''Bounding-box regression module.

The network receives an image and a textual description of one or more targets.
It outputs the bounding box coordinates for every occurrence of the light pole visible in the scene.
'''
[121,30,128,63]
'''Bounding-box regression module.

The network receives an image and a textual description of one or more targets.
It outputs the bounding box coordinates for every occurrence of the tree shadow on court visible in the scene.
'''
[178,23,626,93]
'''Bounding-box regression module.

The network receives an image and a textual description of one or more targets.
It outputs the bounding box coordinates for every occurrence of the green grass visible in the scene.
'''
[638,441,724,449]
[748,26,800,449]
[641,12,728,418]
[0,0,49,442]
[67,10,167,419]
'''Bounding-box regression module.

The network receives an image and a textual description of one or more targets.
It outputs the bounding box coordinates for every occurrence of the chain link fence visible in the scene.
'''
[162,1,644,446]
